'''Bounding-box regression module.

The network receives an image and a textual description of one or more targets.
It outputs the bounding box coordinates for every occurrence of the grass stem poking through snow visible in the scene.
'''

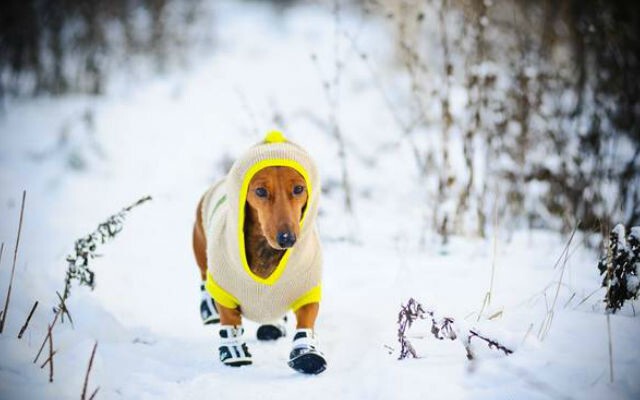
[477,204,499,322]
[81,341,98,400]
[18,300,39,339]
[538,221,579,340]
[606,313,614,383]
[0,190,26,334]
[56,195,152,322]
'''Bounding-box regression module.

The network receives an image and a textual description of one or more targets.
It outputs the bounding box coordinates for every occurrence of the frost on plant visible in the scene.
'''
[55,196,152,318]
[397,298,512,361]
[598,224,640,312]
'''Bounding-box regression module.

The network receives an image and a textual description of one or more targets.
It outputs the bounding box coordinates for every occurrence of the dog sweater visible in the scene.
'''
[201,131,322,323]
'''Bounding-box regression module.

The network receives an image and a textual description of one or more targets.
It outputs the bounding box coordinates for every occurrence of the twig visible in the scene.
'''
[469,329,513,356]
[89,387,100,400]
[39,349,58,369]
[0,241,4,270]
[47,323,54,382]
[81,341,99,400]
[0,190,26,333]
[55,291,73,327]
[606,314,614,383]
[34,307,61,364]
[18,300,39,339]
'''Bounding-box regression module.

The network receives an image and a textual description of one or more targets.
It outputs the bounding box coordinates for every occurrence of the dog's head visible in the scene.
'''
[246,166,308,250]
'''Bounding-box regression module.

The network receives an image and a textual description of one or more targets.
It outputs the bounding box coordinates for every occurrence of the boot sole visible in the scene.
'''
[288,352,327,375]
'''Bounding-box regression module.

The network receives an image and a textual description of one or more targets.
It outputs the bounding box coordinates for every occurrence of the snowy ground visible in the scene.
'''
[1,1,639,399]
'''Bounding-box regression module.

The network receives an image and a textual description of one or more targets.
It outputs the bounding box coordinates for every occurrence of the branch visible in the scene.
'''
[17,300,39,339]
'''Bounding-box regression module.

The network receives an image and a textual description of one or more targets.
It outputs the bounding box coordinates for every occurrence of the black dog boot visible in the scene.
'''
[200,283,220,325]
[288,329,327,375]
[257,315,287,341]
[219,325,252,367]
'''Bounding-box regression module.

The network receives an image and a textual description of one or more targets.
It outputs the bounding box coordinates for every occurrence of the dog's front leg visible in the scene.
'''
[289,302,327,374]
[294,302,319,329]
[216,302,242,326]
[216,302,252,367]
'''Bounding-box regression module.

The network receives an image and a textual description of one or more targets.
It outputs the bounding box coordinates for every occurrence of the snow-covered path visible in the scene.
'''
[1,1,639,399]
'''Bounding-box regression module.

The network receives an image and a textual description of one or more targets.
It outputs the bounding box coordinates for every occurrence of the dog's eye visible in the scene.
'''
[293,185,305,195]
[255,187,268,198]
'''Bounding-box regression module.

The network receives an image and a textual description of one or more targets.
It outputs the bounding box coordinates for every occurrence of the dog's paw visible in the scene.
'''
[219,343,252,367]
[219,325,252,367]
[257,323,286,341]
[200,284,220,325]
[287,329,327,375]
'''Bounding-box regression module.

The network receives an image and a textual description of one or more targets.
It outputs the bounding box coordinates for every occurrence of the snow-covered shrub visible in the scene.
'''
[598,224,640,312]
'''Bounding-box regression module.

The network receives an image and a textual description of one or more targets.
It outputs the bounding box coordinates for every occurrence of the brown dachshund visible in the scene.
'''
[192,132,326,374]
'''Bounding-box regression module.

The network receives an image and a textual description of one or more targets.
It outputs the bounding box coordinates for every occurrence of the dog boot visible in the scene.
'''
[219,325,252,367]
[200,283,220,325]
[257,315,287,341]
[287,329,327,375]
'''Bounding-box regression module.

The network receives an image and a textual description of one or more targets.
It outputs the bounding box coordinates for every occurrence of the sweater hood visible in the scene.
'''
[223,131,320,285]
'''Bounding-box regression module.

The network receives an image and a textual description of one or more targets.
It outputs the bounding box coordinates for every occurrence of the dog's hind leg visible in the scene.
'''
[193,196,220,324]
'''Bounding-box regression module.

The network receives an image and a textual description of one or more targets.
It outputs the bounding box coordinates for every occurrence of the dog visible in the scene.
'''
[191,130,326,374]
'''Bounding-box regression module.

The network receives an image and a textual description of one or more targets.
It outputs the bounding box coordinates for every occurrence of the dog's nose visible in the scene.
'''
[276,231,296,248]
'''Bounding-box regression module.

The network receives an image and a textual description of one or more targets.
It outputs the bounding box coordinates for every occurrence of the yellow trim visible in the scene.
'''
[264,130,287,143]
[238,158,312,286]
[205,271,240,309]
[290,285,322,311]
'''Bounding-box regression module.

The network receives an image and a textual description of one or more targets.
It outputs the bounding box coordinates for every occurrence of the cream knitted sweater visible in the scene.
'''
[201,132,322,323]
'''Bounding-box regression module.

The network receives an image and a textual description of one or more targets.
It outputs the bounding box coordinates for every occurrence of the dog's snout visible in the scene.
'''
[276,231,296,248]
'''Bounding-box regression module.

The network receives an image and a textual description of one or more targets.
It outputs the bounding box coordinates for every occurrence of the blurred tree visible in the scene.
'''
[0,0,205,96]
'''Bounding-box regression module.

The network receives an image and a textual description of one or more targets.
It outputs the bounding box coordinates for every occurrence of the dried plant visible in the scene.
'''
[397,298,425,359]
[55,195,152,319]
[397,298,513,361]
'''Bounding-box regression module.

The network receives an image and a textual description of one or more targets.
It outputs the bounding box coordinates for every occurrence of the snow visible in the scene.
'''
[1,1,639,399]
